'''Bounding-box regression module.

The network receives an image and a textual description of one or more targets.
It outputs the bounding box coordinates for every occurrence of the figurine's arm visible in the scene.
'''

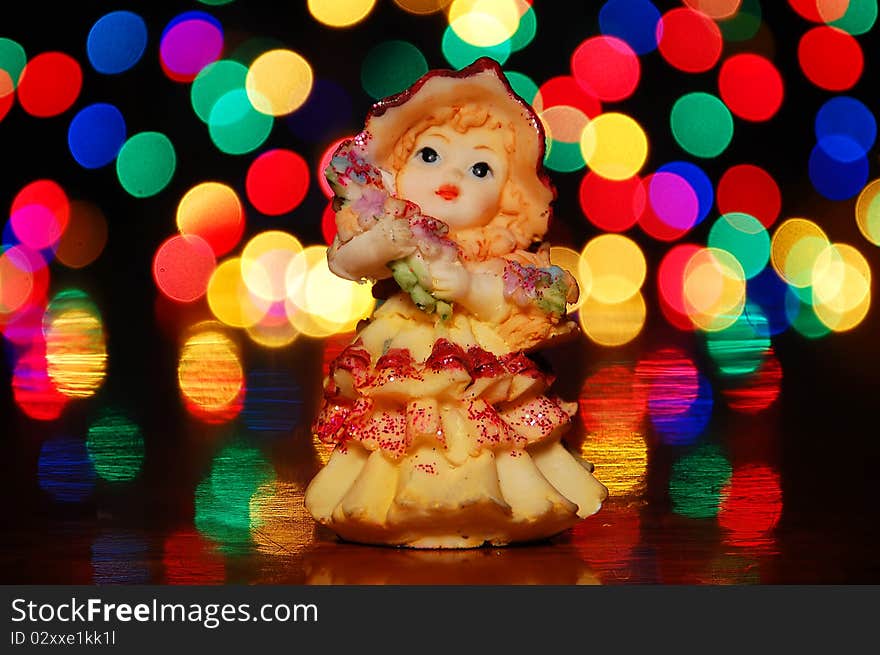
[429,260,510,323]
[328,216,416,282]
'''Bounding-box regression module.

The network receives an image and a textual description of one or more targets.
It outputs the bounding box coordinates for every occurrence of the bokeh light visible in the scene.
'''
[658,243,703,330]
[55,200,108,269]
[683,247,747,331]
[17,51,82,117]
[797,26,863,91]
[815,96,876,159]
[718,53,784,122]
[13,344,70,421]
[86,408,145,481]
[308,0,377,27]
[721,349,782,413]
[811,242,871,332]
[246,49,314,116]
[67,103,127,169]
[361,40,428,100]
[10,179,70,251]
[703,302,771,378]
[580,234,645,304]
[657,7,723,73]
[718,464,783,549]
[160,12,224,83]
[717,0,763,41]
[670,92,734,159]
[176,182,245,258]
[831,0,878,35]
[771,218,830,288]
[707,212,770,279]
[638,171,700,241]
[578,292,646,347]
[448,0,521,47]
[716,164,781,228]
[578,172,645,232]
[116,132,177,198]
[207,258,272,328]
[191,59,248,124]
[178,323,245,423]
[549,246,590,311]
[393,0,452,13]
[87,11,148,74]
[788,0,849,23]
[246,149,310,216]
[684,0,743,18]
[242,368,304,436]
[208,89,274,155]
[855,178,880,245]
[599,0,661,55]
[441,22,511,69]
[580,112,648,180]
[0,37,27,89]
[809,138,868,201]
[44,291,107,398]
[241,231,305,303]
[669,443,732,519]
[153,234,217,303]
[38,435,96,503]
[541,105,588,172]
[571,35,640,103]
[657,161,714,228]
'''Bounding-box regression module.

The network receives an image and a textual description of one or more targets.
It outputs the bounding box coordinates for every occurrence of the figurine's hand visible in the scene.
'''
[377,216,416,261]
[429,260,470,302]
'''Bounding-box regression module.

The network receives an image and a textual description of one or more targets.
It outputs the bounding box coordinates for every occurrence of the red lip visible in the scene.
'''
[435,185,459,201]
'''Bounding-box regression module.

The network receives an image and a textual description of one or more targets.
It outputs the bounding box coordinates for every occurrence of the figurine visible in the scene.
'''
[304,58,607,548]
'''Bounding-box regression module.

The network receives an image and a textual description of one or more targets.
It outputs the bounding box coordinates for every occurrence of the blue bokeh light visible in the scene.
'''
[87,11,148,74]
[68,103,127,169]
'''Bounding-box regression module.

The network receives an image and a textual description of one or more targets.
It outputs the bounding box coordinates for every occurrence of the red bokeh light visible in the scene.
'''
[578,171,645,232]
[656,243,702,331]
[17,52,82,117]
[719,464,783,548]
[10,179,71,251]
[536,75,602,117]
[798,26,864,91]
[246,148,310,216]
[656,8,723,73]
[722,352,783,413]
[571,35,641,102]
[321,201,338,245]
[787,0,848,23]
[152,234,217,303]
[716,164,781,228]
[718,54,784,122]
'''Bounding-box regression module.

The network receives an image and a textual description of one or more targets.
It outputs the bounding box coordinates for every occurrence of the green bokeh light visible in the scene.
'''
[708,212,770,279]
[360,40,428,100]
[0,37,26,87]
[669,443,732,520]
[508,5,537,53]
[704,303,771,378]
[441,25,511,70]
[504,70,539,106]
[832,0,877,36]
[194,442,274,553]
[670,92,733,159]
[191,59,248,124]
[208,88,273,155]
[785,288,831,339]
[544,139,585,173]
[717,0,762,42]
[116,132,176,198]
[86,409,145,482]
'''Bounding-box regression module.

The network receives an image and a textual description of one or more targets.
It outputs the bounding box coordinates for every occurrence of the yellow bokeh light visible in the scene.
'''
[45,309,107,398]
[578,292,646,347]
[580,431,648,497]
[770,218,829,288]
[683,247,746,332]
[448,0,521,47]
[394,0,452,14]
[683,0,742,19]
[855,179,880,246]
[245,307,301,348]
[580,234,646,304]
[176,182,243,251]
[540,105,589,143]
[207,258,271,328]
[308,0,377,27]
[246,49,314,116]
[178,323,244,412]
[812,243,872,332]
[286,245,375,337]
[580,112,648,181]
[550,246,590,311]
[241,231,304,303]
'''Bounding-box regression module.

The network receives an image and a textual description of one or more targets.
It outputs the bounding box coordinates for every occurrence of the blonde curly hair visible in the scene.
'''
[387,104,551,262]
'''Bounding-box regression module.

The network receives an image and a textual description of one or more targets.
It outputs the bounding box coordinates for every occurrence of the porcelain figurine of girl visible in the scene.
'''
[304,58,607,548]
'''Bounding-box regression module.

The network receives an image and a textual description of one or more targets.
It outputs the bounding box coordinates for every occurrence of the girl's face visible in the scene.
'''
[396,123,509,230]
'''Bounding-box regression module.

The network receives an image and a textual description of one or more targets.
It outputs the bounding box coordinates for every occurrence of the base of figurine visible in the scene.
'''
[305,438,608,549]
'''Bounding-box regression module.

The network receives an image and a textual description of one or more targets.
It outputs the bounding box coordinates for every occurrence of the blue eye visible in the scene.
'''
[418,147,439,163]
[471,162,492,178]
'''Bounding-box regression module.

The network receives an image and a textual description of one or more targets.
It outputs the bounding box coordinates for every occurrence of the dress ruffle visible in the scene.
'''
[306,293,607,548]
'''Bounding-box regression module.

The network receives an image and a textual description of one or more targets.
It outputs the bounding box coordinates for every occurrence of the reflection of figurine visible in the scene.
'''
[305,58,607,548]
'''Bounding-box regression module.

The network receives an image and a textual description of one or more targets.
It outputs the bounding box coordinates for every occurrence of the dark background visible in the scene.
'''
[1,1,879,583]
